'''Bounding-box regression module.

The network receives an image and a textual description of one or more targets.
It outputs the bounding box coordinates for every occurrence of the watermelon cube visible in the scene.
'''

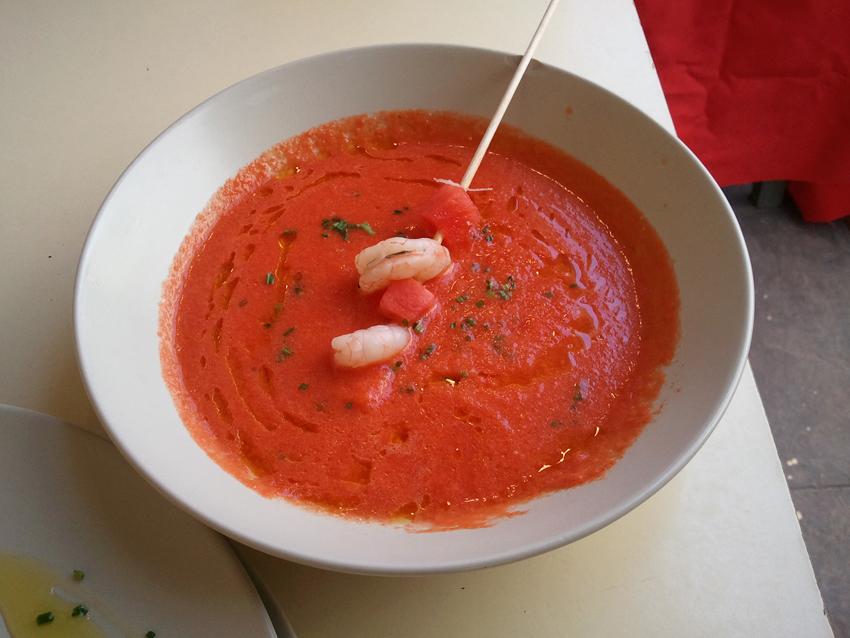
[379,278,436,322]
[417,184,481,247]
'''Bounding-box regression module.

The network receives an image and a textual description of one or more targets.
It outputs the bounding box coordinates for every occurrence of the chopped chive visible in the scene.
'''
[284,326,296,336]
[298,383,309,391]
[359,221,375,235]
[72,569,85,581]
[419,343,437,360]
[551,420,563,427]
[391,360,403,371]
[238,299,248,307]
[485,235,495,242]
[449,321,457,329]
[465,318,476,327]
[345,402,353,409]
[283,228,298,236]
[265,273,275,285]
[456,295,469,303]
[278,348,293,358]
[544,291,554,298]
[413,321,425,334]
[393,209,404,215]
[36,612,54,625]
[263,322,272,328]
[71,605,89,617]
[476,300,485,308]
[401,318,409,327]
[570,283,579,288]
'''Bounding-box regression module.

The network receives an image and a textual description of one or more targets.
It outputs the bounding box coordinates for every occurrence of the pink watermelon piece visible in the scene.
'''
[417,184,481,247]
[379,278,436,322]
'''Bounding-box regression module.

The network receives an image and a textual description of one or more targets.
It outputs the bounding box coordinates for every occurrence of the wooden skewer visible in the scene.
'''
[460,0,562,189]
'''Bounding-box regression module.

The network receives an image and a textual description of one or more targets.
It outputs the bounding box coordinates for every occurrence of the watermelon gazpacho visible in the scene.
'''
[160,110,680,529]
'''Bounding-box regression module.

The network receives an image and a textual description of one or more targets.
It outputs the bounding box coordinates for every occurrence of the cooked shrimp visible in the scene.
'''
[331,324,411,368]
[355,237,451,294]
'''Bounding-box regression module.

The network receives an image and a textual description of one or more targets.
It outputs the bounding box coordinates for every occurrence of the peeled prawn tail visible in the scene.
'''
[331,324,411,368]
[355,237,451,294]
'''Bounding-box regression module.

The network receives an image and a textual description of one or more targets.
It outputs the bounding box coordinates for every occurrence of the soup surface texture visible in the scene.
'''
[160,111,680,529]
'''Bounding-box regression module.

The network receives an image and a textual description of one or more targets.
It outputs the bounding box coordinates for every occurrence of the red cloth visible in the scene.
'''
[633,0,850,222]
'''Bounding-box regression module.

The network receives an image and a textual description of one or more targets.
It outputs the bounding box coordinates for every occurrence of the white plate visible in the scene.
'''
[0,405,277,638]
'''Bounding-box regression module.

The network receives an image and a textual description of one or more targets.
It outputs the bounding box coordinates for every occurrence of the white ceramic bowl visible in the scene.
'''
[75,44,753,575]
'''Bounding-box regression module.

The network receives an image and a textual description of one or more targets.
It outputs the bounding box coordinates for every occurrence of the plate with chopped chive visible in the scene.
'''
[0,405,279,638]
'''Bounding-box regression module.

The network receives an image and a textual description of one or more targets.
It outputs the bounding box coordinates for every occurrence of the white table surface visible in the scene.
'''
[0,0,832,635]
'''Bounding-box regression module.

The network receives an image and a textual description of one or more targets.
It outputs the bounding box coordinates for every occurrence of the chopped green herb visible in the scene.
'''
[322,216,375,240]
[273,303,283,313]
[570,283,579,288]
[413,320,425,334]
[36,612,54,625]
[284,326,296,336]
[146,633,156,638]
[465,318,476,327]
[449,321,457,329]
[345,402,353,410]
[277,348,293,360]
[265,273,275,285]
[419,343,437,359]
[238,299,248,307]
[72,569,84,581]
[405,387,415,394]
[392,360,403,371]
[393,209,404,215]
[484,234,495,242]
[71,605,88,617]
[476,300,485,308]
[322,232,329,238]
[551,420,563,428]
[283,228,298,236]
[396,231,407,238]
[263,322,272,328]
[456,295,469,303]
[401,318,409,327]
[298,383,309,391]
[544,291,554,298]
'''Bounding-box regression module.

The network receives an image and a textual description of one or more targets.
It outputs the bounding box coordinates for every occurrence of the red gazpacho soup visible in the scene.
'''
[160,110,680,529]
